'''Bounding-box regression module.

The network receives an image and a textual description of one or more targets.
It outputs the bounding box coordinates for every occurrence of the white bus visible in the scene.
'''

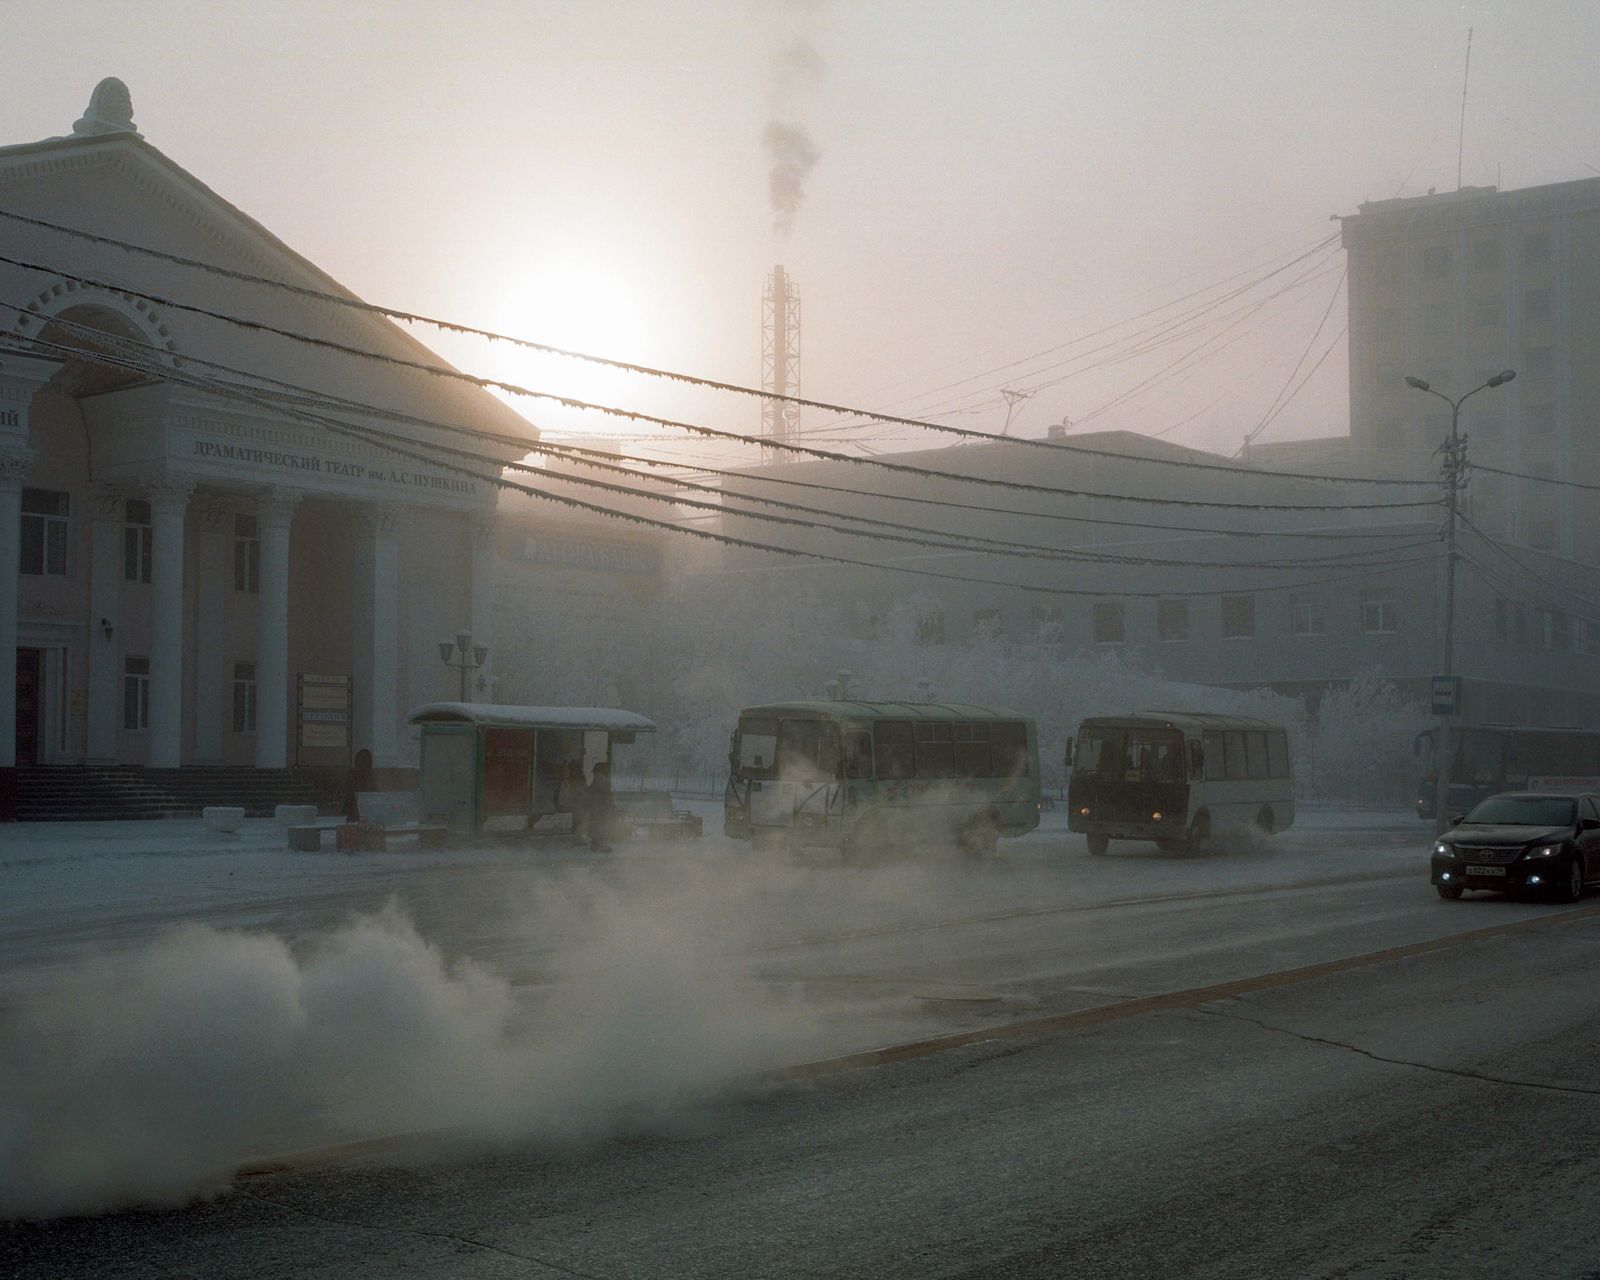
[1066,712,1294,855]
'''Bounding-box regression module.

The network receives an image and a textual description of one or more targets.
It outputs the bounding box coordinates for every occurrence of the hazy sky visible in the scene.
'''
[8,1,1600,463]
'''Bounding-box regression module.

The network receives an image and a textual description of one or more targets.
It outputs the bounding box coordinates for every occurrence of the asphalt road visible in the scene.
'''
[9,813,1600,1276]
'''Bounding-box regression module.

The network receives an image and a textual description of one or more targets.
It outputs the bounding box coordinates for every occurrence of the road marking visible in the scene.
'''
[764,900,1600,1080]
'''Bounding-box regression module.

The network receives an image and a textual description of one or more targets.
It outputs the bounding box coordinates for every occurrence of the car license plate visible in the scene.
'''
[1466,865,1507,877]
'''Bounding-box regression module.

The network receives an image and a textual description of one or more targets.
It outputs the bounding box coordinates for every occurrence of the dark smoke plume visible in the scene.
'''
[764,36,825,237]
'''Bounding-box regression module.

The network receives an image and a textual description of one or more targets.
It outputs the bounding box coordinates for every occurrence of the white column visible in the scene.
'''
[192,499,230,763]
[254,493,298,769]
[0,449,33,774]
[85,484,124,762]
[353,502,401,767]
[146,479,193,770]
[469,511,497,701]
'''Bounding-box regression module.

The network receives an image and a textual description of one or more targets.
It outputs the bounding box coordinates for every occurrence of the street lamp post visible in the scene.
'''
[438,630,489,702]
[1403,369,1516,833]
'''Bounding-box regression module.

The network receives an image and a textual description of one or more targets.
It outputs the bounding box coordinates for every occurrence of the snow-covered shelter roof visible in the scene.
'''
[409,703,657,733]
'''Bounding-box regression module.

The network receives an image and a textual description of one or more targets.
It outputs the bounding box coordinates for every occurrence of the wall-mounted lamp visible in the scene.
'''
[100,617,114,640]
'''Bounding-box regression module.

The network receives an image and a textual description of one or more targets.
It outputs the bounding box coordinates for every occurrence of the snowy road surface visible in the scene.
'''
[7,804,1600,1274]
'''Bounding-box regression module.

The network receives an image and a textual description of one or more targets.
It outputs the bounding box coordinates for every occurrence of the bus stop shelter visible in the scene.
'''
[409,703,657,836]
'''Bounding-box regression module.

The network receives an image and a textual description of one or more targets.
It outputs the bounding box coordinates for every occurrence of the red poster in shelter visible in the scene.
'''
[483,728,534,815]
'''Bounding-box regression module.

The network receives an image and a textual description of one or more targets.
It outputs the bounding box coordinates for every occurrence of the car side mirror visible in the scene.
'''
[1450,813,1465,827]
[1063,737,1074,767]
[1581,817,1600,832]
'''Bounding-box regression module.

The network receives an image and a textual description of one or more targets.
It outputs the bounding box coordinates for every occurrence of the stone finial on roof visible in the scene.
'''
[72,78,141,138]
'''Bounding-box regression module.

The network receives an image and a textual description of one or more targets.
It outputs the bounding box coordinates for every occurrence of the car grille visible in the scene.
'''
[1457,845,1522,865]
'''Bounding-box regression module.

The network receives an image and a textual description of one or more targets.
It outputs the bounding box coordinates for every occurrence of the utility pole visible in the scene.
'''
[1404,369,1516,832]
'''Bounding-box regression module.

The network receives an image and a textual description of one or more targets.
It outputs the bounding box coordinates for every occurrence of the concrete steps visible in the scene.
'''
[15,765,335,822]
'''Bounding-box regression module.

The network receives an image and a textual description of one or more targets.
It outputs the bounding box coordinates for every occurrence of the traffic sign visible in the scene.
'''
[1430,675,1461,717]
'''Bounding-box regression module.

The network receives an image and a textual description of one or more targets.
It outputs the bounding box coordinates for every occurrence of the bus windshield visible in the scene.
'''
[735,716,840,783]
[1076,727,1186,783]
[736,717,779,778]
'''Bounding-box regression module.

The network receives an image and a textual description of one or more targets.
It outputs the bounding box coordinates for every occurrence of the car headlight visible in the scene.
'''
[1528,844,1563,859]
[1434,842,1453,857]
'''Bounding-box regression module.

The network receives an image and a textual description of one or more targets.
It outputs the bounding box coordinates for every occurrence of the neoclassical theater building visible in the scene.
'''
[1,81,661,818]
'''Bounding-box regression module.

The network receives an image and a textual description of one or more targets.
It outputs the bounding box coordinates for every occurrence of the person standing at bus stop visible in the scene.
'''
[561,758,589,838]
[588,760,614,852]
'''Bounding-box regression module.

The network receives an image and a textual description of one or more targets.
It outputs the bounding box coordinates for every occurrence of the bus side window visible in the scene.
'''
[992,722,1030,777]
[1267,732,1290,778]
[1224,732,1248,780]
[844,731,873,779]
[1203,731,1225,780]
[914,721,955,778]
[953,722,991,778]
[1245,732,1268,779]
[873,721,914,779]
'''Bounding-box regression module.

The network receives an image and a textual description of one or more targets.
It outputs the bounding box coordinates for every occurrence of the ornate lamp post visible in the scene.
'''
[439,630,489,702]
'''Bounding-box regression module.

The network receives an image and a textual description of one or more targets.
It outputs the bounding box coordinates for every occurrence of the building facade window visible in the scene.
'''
[1291,596,1324,636]
[1093,601,1125,645]
[234,513,260,594]
[1221,595,1256,639]
[123,498,152,583]
[1521,231,1552,267]
[232,661,257,733]
[1524,345,1554,379]
[1472,238,1503,272]
[1524,287,1553,324]
[1361,591,1397,634]
[123,656,150,731]
[1421,244,1452,280]
[20,488,69,577]
[915,609,945,647]
[1030,604,1064,643]
[971,608,1002,642]
[1527,402,1556,434]
[1156,598,1189,642]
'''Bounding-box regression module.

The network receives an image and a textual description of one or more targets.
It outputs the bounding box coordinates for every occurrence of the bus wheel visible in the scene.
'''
[1086,832,1109,856]
[1182,816,1209,856]
[1255,807,1274,835]
[961,813,1001,858]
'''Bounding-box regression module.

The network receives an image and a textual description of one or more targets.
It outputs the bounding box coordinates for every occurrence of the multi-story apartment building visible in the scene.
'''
[1339,178,1600,565]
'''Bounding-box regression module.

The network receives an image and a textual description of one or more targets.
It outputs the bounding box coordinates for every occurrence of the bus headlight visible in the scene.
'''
[1151,811,1163,822]
[1434,841,1453,857]
[1529,844,1562,859]
[1079,806,1090,816]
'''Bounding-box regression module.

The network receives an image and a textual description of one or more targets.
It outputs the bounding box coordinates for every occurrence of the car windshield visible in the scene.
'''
[1461,795,1575,827]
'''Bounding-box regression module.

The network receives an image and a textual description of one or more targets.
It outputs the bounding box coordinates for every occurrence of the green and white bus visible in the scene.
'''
[1066,712,1294,855]
[725,700,1041,856]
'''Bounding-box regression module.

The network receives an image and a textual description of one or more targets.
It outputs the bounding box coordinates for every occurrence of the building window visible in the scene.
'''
[1524,346,1554,379]
[123,499,152,583]
[1521,231,1551,267]
[1578,619,1597,658]
[971,608,1002,642]
[234,513,260,594]
[1093,601,1125,645]
[1292,596,1324,636]
[1524,288,1553,324]
[1030,604,1064,643]
[232,661,257,733]
[1221,595,1256,639]
[1361,591,1397,634]
[123,656,150,731]
[1472,238,1503,272]
[20,488,69,577]
[1473,296,1499,329]
[915,610,945,647]
[1421,244,1452,281]
[1527,402,1556,434]
[1157,598,1189,642]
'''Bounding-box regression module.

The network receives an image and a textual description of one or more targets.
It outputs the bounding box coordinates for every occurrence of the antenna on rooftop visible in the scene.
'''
[998,388,1034,437]
[1457,27,1473,191]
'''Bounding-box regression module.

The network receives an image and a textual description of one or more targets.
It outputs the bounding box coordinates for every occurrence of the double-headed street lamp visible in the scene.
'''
[1403,369,1516,832]
[439,630,489,702]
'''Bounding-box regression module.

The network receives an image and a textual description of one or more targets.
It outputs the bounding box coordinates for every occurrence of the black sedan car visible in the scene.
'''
[1431,791,1600,901]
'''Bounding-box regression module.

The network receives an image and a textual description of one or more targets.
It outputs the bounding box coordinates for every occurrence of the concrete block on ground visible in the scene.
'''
[275,803,318,826]
[203,805,245,833]
[286,825,324,852]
